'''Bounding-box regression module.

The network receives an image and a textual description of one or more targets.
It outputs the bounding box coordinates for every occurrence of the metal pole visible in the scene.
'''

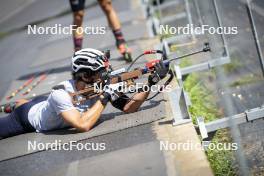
[185,0,196,42]
[246,0,264,76]
[212,0,249,175]
[156,0,163,24]
[212,0,230,58]
[193,0,204,27]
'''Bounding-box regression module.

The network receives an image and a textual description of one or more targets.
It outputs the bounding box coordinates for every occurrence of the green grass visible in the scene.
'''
[153,10,161,19]
[0,32,10,40]
[206,129,237,176]
[180,59,220,123]
[180,60,237,175]
[183,73,221,124]
[165,30,239,174]
[229,74,263,87]
[223,57,243,74]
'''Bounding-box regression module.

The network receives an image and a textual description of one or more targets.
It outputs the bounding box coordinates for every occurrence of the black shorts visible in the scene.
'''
[69,0,86,12]
[0,96,47,138]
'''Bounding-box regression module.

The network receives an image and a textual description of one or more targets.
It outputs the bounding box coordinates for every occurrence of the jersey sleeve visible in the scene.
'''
[110,94,129,111]
[49,89,76,115]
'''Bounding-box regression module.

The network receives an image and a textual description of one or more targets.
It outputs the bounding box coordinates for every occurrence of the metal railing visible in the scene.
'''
[144,0,264,175]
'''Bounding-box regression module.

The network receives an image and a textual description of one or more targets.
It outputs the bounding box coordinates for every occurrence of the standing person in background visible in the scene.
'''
[69,0,132,61]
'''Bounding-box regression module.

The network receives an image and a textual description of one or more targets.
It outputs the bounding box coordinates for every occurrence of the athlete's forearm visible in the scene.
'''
[123,90,150,113]
[80,100,105,131]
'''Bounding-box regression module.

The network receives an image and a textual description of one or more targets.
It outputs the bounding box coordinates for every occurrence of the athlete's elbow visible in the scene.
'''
[78,127,91,132]
[77,124,92,132]
[123,106,139,113]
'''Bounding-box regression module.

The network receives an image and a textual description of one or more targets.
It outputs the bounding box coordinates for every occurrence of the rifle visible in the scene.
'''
[70,43,211,105]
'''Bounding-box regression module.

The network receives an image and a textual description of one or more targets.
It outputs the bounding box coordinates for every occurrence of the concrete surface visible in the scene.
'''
[0,124,163,176]
[46,141,167,176]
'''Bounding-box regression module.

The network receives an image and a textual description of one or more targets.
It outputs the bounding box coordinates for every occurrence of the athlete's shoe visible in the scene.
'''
[0,102,16,113]
[117,43,132,62]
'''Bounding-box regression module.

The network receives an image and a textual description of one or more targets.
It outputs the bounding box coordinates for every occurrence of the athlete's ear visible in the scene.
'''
[81,73,90,82]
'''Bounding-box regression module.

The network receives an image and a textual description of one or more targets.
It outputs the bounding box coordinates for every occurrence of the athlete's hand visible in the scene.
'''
[148,61,169,86]
[103,83,123,102]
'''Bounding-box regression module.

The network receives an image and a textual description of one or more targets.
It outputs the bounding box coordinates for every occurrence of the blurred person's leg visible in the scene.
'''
[69,0,85,52]
[98,0,132,61]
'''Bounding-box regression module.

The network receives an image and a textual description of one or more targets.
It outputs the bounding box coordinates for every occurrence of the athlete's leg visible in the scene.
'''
[98,0,132,61]
[98,0,120,30]
[0,99,29,113]
[69,0,86,52]
[0,113,25,138]
[0,97,43,138]
[15,99,29,108]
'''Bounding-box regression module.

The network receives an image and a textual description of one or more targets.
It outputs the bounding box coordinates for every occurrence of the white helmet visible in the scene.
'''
[72,48,108,72]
